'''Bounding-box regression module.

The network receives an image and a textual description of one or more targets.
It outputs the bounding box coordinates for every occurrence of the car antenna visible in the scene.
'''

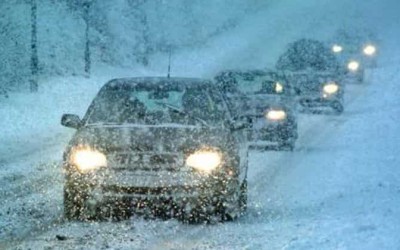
[167,47,172,78]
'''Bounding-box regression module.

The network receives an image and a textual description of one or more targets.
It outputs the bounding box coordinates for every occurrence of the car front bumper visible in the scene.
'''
[345,69,364,82]
[299,93,342,108]
[64,165,237,215]
[248,122,297,144]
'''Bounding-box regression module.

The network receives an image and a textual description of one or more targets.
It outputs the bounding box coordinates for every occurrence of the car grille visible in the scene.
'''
[102,184,199,195]
[108,153,185,172]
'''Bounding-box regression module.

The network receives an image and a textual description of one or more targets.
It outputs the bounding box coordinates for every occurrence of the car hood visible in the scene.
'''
[291,75,341,94]
[66,124,234,155]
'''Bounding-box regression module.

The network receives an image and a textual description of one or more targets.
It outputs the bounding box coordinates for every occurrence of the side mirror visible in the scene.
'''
[61,114,82,129]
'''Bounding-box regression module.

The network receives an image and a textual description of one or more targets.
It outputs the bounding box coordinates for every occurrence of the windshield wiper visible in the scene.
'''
[155,101,209,127]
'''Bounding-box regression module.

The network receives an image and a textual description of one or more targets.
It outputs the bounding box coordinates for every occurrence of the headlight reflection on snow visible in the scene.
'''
[186,149,222,174]
[70,148,107,173]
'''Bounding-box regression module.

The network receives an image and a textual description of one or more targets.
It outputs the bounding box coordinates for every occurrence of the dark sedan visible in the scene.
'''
[61,77,248,222]
[276,39,345,114]
[286,71,345,114]
[215,70,298,151]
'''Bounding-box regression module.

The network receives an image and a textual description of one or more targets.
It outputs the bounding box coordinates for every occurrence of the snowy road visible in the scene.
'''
[2,65,399,249]
[1,0,399,248]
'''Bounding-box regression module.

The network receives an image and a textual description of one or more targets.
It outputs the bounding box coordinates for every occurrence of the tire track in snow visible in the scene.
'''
[0,159,64,248]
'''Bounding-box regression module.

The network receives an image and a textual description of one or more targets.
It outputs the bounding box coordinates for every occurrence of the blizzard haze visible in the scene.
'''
[1,0,400,249]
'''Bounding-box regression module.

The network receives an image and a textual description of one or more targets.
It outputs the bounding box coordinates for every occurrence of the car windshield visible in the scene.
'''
[85,84,226,126]
[219,72,288,95]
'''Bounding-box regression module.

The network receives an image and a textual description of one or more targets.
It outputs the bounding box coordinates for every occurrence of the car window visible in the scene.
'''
[85,85,226,126]
[219,72,289,96]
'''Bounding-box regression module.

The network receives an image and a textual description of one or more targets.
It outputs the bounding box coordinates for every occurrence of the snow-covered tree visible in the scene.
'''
[30,0,38,92]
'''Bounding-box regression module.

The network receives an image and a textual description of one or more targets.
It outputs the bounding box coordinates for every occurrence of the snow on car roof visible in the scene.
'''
[104,77,213,90]
[215,69,278,77]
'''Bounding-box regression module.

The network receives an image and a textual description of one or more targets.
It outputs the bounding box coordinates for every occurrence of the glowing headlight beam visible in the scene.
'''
[275,82,284,93]
[186,150,222,173]
[266,109,287,121]
[363,45,376,56]
[332,44,343,53]
[348,60,360,72]
[71,148,107,173]
[323,82,339,95]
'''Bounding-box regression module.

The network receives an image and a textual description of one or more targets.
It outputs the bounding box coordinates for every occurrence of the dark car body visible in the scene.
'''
[285,70,345,114]
[61,77,248,222]
[330,28,379,70]
[215,70,298,150]
[333,52,365,84]
[330,29,380,83]
[275,39,345,114]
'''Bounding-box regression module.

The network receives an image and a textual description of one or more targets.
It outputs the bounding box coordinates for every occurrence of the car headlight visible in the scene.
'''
[332,44,343,53]
[363,45,376,56]
[186,149,222,174]
[347,60,360,71]
[275,82,284,93]
[323,82,339,95]
[266,109,287,121]
[70,148,107,173]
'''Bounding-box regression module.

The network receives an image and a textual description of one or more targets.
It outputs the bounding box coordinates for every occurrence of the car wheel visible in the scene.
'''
[239,180,248,214]
[219,178,247,222]
[179,198,216,224]
[331,101,344,114]
[358,73,365,83]
[64,184,103,221]
[279,140,295,151]
[64,185,86,221]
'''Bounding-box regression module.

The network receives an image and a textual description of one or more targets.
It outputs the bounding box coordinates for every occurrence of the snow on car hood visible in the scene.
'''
[67,123,234,154]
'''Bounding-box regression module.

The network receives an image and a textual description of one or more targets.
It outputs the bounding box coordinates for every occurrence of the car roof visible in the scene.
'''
[215,69,278,77]
[103,77,214,90]
[285,70,338,77]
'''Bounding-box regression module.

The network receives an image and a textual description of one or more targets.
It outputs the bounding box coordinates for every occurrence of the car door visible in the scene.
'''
[211,87,249,182]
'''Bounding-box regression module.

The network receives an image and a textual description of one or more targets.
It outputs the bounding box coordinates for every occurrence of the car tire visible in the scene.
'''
[239,180,248,214]
[279,140,295,151]
[64,184,104,221]
[219,178,248,221]
[357,72,365,83]
[64,185,86,221]
[331,101,344,114]
[182,179,245,223]
[179,198,217,224]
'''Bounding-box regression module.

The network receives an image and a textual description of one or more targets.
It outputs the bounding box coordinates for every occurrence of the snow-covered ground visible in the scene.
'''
[1,0,400,249]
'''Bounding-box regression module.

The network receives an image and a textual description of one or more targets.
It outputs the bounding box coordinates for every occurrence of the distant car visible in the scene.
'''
[339,55,365,84]
[330,29,379,83]
[61,77,248,222]
[276,39,345,114]
[276,39,340,73]
[330,28,379,69]
[215,70,298,151]
[286,70,344,114]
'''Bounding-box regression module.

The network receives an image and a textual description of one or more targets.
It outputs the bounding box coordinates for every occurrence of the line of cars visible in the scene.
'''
[60,33,378,223]
[214,70,298,151]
